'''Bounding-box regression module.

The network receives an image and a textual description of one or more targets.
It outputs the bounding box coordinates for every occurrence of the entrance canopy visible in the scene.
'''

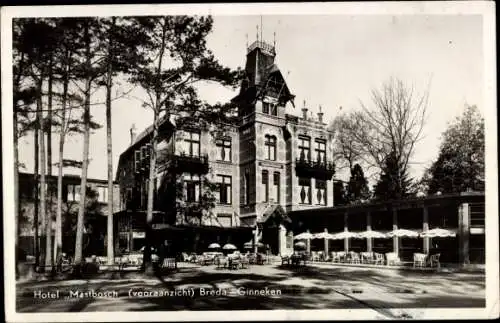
[258,204,292,227]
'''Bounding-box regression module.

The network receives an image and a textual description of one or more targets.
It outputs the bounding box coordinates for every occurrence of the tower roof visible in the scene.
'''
[247,40,276,57]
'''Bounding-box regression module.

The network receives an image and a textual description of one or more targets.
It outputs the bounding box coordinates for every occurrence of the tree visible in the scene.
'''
[98,17,145,265]
[333,181,348,206]
[373,151,413,200]
[19,18,62,270]
[425,105,484,194]
[346,164,370,203]
[351,77,429,189]
[13,18,37,274]
[130,16,241,273]
[329,112,365,172]
[72,18,104,269]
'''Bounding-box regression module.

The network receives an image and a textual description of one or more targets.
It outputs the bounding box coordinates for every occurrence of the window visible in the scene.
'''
[299,177,311,204]
[97,186,108,203]
[273,172,280,203]
[262,101,277,116]
[270,104,277,116]
[315,180,327,205]
[185,174,200,202]
[315,139,326,164]
[265,135,277,161]
[183,131,200,157]
[298,136,311,161]
[262,170,269,202]
[217,175,232,205]
[244,170,250,205]
[134,150,141,172]
[263,102,270,114]
[67,184,80,202]
[215,138,231,162]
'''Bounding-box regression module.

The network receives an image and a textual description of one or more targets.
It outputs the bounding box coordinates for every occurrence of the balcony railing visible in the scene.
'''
[168,153,209,174]
[295,157,335,180]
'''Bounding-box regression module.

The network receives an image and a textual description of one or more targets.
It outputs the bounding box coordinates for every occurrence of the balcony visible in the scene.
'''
[168,153,209,174]
[295,158,335,180]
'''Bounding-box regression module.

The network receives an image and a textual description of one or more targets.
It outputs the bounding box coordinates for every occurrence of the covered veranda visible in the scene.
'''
[288,192,485,266]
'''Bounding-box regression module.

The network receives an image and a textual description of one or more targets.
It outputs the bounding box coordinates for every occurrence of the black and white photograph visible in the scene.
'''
[2,2,498,322]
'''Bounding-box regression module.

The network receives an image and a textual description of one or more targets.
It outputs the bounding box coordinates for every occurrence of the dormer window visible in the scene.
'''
[270,104,277,116]
[262,101,278,116]
[263,102,270,114]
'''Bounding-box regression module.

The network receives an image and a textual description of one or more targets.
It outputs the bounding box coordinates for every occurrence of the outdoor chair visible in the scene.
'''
[215,256,228,269]
[331,252,341,263]
[360,252,373,264]
[428,253,441,269]
[413,253,427,268]
[385,252,401,266]
[321,252,330,262]
[248,253,257,264]
[161,258,176,270]
[281,255,291,266]
[195,255,204,265]
[374,253,384,265]
[181,252,190,262]
[349,252,361,264]
[311,252,320,262]
[240,256,250,269]
[229,258,241,270]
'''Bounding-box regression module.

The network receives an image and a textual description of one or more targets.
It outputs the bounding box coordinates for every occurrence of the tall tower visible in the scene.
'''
[233,37,295,228]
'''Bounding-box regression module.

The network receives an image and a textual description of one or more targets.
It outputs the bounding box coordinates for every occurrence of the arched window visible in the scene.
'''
[264,135,277,161]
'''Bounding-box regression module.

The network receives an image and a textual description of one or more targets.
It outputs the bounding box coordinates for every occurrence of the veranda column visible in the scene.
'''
[324,228,329,256]
[278,224,286,256]
[306,229,311,254]
[366,211,373,252]
[423,206,430,254]
[253,224,259,254]
[344,212,349,252]
[392,208,399,256]
[458,203,470,265]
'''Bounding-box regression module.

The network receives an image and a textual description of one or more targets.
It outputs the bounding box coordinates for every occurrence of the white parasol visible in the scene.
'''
[358,230,388,239]
[420,228,457,238]
[312,232,335,240]
[387,229,420,238]
[222,243,237,250]
[294,232,314,240]
[330,231,360,240]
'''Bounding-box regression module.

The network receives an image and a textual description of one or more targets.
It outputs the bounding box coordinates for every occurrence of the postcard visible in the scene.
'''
[2,1,498,322]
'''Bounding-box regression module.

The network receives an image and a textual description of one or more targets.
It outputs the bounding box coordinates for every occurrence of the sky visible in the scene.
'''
[17,13,484,184]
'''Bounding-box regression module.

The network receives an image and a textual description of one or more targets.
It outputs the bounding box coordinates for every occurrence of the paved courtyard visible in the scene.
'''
[16,263,485,317]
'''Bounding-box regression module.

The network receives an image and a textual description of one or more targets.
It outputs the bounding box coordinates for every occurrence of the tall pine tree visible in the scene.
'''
[347,163,370,203]
[130,16,242,273]
[373,151,413,201]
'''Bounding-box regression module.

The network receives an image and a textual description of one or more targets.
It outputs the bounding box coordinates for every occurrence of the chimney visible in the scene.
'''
[317,105,324,123]
[130,124,137,145]
[301,100,308,120]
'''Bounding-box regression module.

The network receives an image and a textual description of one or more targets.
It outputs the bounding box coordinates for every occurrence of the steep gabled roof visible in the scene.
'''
[232,63,295,106]
[258,204,291,225]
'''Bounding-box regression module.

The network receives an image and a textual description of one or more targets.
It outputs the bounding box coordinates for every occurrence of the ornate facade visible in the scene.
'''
[114,39,336,254]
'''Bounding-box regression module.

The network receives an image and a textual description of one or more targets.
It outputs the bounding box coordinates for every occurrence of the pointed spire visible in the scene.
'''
[246,33,248,48]
[256,25,259,41]
[273,31,276,47]
[260,15,263,43]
